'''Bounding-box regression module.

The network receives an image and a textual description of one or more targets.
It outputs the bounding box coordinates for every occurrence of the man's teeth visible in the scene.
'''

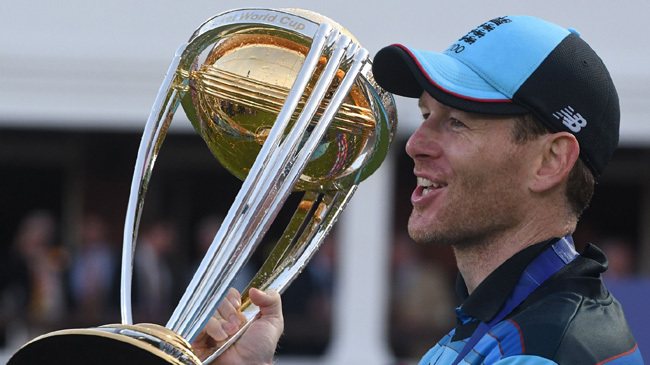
[417,177,445,195]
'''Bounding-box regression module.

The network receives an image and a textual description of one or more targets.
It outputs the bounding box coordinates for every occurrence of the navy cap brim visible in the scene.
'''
[373,45,529,115]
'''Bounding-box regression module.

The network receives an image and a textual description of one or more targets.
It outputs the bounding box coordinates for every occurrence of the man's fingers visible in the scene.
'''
[198,287,281,349]
[217,288,240,319]
[224,287,241,307]
[217,288,246,335]
[204,316,228,342]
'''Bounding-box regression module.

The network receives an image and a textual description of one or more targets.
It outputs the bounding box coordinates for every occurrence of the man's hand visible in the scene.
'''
[192,287,284,365]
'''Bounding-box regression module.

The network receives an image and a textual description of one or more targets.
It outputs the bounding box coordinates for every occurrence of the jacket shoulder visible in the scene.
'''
[508,290,639,364]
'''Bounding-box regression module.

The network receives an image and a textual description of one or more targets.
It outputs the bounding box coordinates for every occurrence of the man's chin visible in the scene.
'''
[407,222,479,247]
[407,226,450,246]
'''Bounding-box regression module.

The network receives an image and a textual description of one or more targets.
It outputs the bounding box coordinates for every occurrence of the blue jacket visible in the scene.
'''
[419,238,644,364]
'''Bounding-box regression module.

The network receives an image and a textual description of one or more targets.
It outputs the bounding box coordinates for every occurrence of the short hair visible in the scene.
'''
[511,113,595,218]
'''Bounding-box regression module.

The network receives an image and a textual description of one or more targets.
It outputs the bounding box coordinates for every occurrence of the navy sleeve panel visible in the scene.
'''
[510,291,641,364]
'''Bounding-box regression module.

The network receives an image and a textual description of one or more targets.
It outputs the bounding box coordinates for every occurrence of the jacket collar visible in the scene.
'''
[455,238,556,323]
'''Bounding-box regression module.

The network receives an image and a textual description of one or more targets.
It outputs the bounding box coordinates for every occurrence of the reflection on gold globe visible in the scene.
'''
[181,25,377,191]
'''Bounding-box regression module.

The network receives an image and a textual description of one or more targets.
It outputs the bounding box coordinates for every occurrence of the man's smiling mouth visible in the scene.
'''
[417,177,447,196]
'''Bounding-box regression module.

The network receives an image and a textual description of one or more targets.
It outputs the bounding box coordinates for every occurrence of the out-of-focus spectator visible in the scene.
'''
[133,220,178,323]
[68,214,117,325]
[0,210,68,346]
[279,235,337,355]
[390,234,456,360]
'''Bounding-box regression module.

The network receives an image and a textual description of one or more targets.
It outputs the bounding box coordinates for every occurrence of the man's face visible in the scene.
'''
[406,92,533,247]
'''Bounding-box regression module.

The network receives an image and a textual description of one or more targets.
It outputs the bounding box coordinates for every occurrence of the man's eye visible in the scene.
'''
[422,113,431,120]
[450,118,467,128]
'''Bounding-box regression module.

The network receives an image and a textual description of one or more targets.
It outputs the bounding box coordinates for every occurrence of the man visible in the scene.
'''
[195,15,643,364]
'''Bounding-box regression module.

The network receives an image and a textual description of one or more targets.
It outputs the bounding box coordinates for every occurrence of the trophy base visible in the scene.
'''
[8,323,202,365]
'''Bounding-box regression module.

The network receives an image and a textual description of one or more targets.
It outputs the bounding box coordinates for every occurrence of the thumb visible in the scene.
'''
[249,288,282,318]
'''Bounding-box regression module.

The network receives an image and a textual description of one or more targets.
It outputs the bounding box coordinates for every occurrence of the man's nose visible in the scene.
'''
[405,124,441,160]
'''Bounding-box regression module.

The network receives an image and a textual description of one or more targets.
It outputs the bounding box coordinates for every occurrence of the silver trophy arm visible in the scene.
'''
[120,43,188,325]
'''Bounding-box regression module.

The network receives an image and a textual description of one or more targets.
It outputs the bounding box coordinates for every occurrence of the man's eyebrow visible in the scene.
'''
[417,98,425,109]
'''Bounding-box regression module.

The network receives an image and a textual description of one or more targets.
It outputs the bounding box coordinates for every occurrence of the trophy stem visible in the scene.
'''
[120,44,188,325]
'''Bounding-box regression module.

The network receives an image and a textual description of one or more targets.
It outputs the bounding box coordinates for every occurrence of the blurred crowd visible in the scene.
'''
[1,210,68,347]
[0,210,184,350]
[0,209,340,356]
[1,208,647,361]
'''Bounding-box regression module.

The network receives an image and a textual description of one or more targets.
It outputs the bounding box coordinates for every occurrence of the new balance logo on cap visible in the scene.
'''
[553,106,587,133]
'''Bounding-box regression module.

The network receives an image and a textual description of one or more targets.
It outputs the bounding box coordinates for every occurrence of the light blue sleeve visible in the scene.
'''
[494,355,558,364]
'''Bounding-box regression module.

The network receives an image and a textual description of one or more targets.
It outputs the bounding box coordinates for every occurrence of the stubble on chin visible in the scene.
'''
[407,214,497,249]
[407,208,451,246]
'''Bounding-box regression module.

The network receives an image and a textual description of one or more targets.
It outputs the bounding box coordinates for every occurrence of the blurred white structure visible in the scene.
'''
[2,0,649,140]
[2,1,649,364]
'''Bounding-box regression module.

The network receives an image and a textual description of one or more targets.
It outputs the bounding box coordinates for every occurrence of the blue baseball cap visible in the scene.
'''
[372,15,619,177]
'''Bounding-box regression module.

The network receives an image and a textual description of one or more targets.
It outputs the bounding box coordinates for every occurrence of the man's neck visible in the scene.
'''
[453,219,574,294]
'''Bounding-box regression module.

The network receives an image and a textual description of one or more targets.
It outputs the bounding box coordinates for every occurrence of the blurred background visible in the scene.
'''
[1,0,649,363]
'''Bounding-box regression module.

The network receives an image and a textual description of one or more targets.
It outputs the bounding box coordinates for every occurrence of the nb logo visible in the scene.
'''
[553,106,587,133]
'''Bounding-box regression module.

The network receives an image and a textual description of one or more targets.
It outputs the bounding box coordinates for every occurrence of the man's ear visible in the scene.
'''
[530,132,580,193]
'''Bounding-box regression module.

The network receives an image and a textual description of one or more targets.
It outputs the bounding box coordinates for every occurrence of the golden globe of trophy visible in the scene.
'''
[9,8,396,364]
